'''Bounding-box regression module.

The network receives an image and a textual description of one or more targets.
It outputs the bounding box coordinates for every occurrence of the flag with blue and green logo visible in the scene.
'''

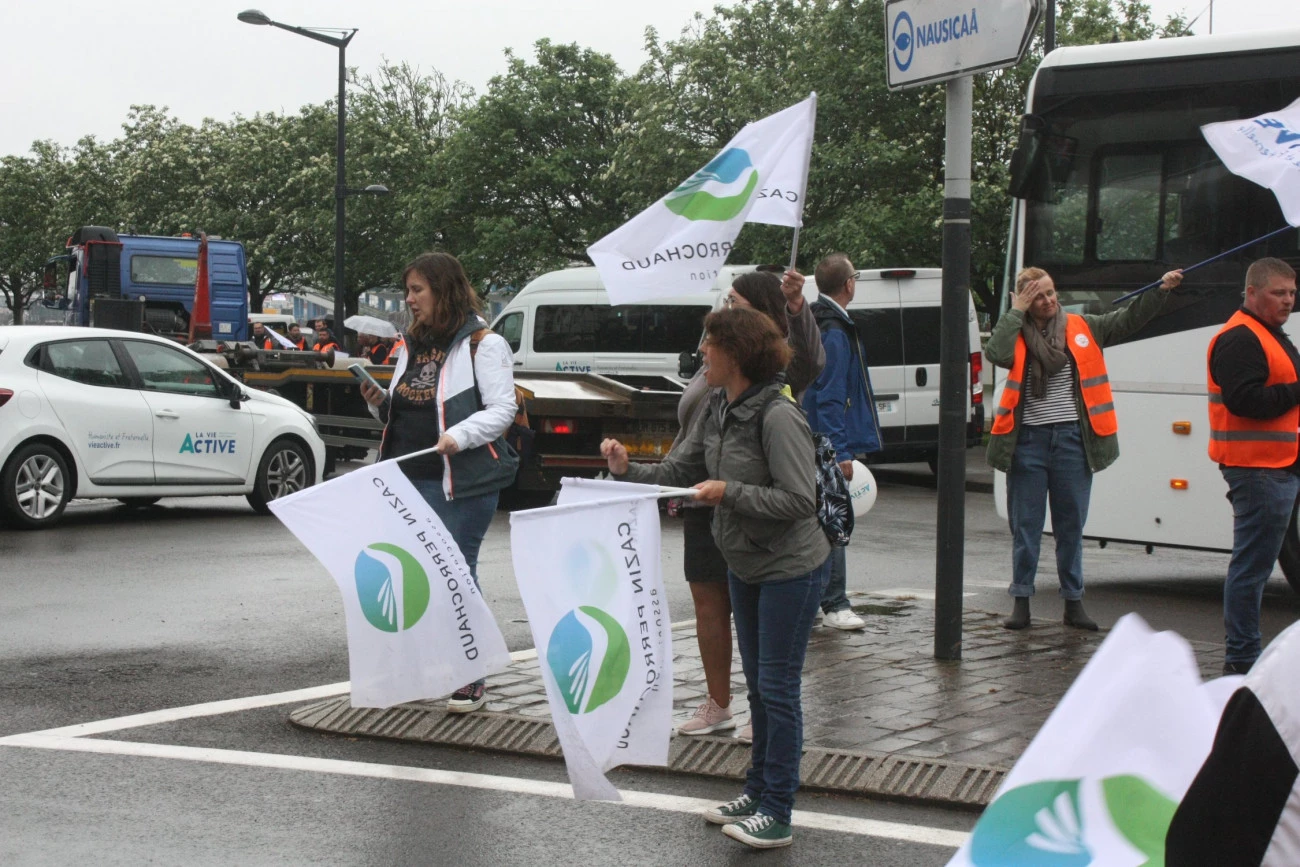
[947,615,1239,867]
[510,487,673,800]
[587,94,817,305]
[269,461,512,708]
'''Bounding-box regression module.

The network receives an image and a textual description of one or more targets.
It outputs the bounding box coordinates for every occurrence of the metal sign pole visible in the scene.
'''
[934,76,973,661]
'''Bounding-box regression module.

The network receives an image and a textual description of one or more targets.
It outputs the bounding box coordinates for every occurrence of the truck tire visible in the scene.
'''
[1278,502,1300,595]
[247,438,312,515]
[2,443,72,530]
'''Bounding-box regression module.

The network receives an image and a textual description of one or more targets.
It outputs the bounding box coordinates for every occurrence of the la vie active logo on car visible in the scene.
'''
[178,432,239,455]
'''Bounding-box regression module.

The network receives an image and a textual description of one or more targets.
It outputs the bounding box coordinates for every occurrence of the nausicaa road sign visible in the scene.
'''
[885,0,1043,90]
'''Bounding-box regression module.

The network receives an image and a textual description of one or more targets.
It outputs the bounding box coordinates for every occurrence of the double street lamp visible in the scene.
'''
[237,9,389,341]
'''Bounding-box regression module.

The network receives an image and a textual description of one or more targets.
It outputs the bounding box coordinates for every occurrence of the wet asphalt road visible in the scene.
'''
[1,465,1296,864]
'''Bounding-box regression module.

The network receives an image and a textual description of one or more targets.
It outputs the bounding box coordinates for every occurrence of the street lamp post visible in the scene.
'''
[238,9,359,340]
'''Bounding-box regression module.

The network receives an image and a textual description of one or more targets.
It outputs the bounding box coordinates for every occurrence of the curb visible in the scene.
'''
[289,697,1003,810]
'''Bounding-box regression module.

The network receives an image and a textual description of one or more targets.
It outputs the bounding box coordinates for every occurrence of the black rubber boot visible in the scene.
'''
[1003,597,1030,630]
[1064,599,1098,631]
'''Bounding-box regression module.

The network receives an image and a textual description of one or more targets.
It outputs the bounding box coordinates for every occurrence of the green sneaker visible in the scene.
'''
[703,793,758,825]
[722,813,793,849]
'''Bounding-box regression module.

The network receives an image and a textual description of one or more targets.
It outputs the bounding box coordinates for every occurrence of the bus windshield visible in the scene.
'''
[1017,55,1300,325]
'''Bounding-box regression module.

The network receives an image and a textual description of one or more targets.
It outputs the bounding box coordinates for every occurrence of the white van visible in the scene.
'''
[492,264,983,465]
[489,265,756,382]
[808,268,984,467]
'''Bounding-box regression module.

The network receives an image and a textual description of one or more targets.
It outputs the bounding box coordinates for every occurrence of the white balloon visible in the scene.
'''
[848,460,876,517]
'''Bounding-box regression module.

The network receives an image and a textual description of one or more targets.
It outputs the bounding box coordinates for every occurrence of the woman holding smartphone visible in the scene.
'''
[359,252,519,713]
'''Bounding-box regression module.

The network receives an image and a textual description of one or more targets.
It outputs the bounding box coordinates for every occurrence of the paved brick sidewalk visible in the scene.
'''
[478,593,1225,770]
[290,593,1226,805]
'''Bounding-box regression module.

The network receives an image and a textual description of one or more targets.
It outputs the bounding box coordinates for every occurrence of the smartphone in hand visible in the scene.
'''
[348,363,384,392]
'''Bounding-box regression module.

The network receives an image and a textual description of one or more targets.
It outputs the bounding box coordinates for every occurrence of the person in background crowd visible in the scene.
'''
[1206,258,1300,674]
[250,322,273,350]
[287,323,308,350]
[603,307,828,850]
[384,335,406,365]
[987,265,1181,631]
[359,332,388,364]
[358,252,519,713]
[675,268,823,748]
[802,253,881,632]
[313,326,339,354]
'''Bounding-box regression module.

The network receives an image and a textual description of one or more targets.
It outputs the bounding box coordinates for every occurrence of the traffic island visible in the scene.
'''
[288,595,1225,809]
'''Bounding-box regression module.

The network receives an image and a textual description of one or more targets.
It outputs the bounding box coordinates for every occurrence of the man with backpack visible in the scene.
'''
[801,253,883,630]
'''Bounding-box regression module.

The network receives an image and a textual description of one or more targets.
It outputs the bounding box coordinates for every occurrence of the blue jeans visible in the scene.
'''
[1006,422,1092,600]
[729,561,826,825]
[820,546,851,613]
[1222,467,1300,666]
[412,479,499,688]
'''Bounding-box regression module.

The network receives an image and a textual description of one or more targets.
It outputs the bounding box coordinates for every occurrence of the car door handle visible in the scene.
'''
[154,410,180,420]
[915,368,928,387]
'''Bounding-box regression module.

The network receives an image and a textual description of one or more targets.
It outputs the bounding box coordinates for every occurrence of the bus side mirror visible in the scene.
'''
[1008,114,1047,200]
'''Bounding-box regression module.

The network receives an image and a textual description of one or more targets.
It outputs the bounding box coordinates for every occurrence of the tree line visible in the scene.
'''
[0,0,1186,324]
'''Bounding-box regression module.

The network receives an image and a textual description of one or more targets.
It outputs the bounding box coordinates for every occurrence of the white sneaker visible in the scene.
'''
[677,697,735,735]
[823,608,866,631]
[735,723,753,744]
[812,609,824,627]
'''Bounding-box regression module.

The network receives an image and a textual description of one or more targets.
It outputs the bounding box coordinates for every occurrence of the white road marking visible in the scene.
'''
[7,682,352,739]
[0,734,969,849]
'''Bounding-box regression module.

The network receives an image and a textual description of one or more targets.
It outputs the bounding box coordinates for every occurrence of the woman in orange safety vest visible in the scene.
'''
[985,266,1182,632]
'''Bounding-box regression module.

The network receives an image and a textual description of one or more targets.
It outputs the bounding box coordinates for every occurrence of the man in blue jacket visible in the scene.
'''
[802,253,883,630]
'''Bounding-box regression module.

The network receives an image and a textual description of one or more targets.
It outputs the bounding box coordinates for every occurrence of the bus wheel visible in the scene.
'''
[1278,503,1300,595]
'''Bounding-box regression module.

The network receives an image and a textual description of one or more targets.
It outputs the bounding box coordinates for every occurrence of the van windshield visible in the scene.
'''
[533,304,711,354]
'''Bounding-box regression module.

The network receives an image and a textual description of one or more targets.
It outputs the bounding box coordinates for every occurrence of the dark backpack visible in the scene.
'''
[760,394,854,547]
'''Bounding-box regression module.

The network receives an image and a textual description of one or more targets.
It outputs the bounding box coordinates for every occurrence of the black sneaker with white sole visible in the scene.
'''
[447,681,487,713]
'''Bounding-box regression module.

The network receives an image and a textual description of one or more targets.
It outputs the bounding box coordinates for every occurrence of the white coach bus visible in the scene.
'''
[994,29,1300,589]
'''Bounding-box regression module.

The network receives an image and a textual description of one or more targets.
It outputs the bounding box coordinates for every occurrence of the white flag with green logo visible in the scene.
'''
[947,615,1239,867]
[269,462,512,709]
[587,94,817,305]
[510,492,674,800]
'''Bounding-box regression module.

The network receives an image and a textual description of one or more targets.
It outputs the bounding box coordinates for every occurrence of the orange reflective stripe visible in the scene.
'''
[990,339,1027,435]
[990,315,1116,437]
[1068,317,1116,436]
[1207,310,1300,467]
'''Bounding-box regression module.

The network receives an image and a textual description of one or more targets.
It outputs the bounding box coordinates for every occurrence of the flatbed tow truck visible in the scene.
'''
[198,341,683,491]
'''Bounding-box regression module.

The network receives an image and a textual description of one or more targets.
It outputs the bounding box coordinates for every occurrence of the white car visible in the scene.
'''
[0,326,325,529]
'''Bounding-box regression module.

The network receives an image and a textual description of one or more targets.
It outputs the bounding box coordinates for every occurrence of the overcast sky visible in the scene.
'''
[1,0,1294,159]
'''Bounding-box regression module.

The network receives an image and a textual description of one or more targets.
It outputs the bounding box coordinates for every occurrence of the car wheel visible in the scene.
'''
[247,438,312,514]
[2,443,72,530]
[118,497,161,508]
[1278,502,1300,594]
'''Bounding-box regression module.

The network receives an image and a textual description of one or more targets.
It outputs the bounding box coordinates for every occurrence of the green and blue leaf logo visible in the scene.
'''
[665,148,760,221]
[546,606,631,714]
[354,543,430,633]
[970,775,1178,867]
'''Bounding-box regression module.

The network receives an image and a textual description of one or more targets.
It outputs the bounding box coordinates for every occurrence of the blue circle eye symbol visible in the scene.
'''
[892,11,915,72]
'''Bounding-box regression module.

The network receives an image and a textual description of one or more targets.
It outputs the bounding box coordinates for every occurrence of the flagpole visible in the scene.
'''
[1111,224,1295,304]
[510,490,695,521]
[787,92,817,273]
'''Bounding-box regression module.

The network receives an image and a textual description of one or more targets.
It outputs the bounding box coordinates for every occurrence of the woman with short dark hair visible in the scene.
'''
[602,307,829,849]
